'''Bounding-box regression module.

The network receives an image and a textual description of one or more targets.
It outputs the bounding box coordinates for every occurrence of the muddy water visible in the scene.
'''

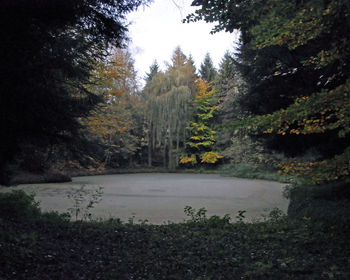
[0,173,289,224]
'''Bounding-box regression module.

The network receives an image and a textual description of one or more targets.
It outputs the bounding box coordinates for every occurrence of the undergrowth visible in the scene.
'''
[1,188,350,279]
[215,163,295,183]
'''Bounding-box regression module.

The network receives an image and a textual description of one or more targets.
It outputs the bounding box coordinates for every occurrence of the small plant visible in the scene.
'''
[67,185,104,221]
[268,208,285,222]
[184,206,208,222]
[235,210,246,222]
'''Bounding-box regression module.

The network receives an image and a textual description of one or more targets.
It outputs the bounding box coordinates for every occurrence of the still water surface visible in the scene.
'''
[0,173,288,224]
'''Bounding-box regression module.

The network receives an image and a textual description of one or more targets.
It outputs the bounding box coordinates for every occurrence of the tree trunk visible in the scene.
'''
[168,124,174,170]
[163,142,167,168]
[175,129,180,167]
[147,122,152,167]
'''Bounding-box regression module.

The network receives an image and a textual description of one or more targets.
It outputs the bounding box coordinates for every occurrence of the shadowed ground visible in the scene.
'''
[0,173,288,224]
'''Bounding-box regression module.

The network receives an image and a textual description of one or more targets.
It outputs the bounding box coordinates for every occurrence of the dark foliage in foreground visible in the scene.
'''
[0,0,148,184]
[1,189,350,279]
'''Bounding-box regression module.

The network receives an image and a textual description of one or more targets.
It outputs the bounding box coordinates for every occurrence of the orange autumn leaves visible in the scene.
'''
[80,48,140,164]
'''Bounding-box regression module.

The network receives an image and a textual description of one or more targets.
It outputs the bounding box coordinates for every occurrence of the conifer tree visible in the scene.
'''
[0,0,148,184]
[199,53,217,82]
[214,51,246,150]
[145,61,160,83]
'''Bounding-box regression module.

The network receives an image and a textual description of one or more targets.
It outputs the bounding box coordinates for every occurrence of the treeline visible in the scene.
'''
[67,46,249,171]
[57,45,286,175]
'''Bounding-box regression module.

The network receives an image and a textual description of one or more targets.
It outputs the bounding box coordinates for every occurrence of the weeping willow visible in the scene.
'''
[143,48,196,169]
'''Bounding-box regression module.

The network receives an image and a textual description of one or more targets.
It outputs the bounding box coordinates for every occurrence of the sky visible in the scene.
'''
[127,0,240,84]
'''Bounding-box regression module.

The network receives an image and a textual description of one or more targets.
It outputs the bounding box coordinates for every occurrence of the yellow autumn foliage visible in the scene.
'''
[200,152,223,164]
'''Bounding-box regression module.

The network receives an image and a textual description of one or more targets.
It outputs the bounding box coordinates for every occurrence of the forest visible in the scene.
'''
[1,0,350,279]
[0,0,349,187]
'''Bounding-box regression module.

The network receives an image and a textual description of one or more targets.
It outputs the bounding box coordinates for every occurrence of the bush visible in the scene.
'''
[288,180,350,223]
[0,190,41,221]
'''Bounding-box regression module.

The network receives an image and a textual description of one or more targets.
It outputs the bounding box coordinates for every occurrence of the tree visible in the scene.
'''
[145,61,160,83]
[188,0,350,184]
[199,53,217,82]
[0,0,148,183]
[214,51,247,150]
[81,48,141,167]
[143,61,161,166]
[142,47,196,169]
[180,79,222,165]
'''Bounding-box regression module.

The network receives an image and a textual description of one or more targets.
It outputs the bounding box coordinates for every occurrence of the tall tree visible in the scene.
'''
[199,53,217,82]
[214,51,246,150]
[180,79,222,166]
[188,0,350,183]
[82,48,141,167]
[0,0,148,183]
[145,61,160,83]
[142,47,196,169]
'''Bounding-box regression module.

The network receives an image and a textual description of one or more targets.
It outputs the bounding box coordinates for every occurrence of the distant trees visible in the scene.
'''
[142,48,230,169]
[0,0,148,183]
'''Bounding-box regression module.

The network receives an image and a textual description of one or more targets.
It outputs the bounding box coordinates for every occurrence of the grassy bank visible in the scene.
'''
[4,163,293,186]
[1,187,350,279]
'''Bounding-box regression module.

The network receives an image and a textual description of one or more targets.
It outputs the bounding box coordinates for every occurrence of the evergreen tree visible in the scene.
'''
[199,53,217,82]
[214,51,247,150]
[188,0,350,183]
[0,0,148,184]
[145,61,160,83]
[171,46,188,69]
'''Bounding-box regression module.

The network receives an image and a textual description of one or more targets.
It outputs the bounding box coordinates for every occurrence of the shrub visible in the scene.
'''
[0,190,40,221]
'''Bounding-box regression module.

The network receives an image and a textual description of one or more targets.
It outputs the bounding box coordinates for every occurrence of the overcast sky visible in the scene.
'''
[127,0,240,83]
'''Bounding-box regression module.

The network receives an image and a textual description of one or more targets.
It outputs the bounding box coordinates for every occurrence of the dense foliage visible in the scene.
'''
[142,47,197,169]
[180,79,222,165]
[188,0,350,184]
[1,190,350,279]
[0,0,148,184]
[81,48,142,167]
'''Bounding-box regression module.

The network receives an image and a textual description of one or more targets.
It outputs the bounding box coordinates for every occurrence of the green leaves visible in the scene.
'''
[1,192,350,279]
[190,0,350,183]
[181,80,222,165]
[142,47,196,169]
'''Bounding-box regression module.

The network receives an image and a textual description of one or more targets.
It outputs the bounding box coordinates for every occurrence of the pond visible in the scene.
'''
[0,173,289,224]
